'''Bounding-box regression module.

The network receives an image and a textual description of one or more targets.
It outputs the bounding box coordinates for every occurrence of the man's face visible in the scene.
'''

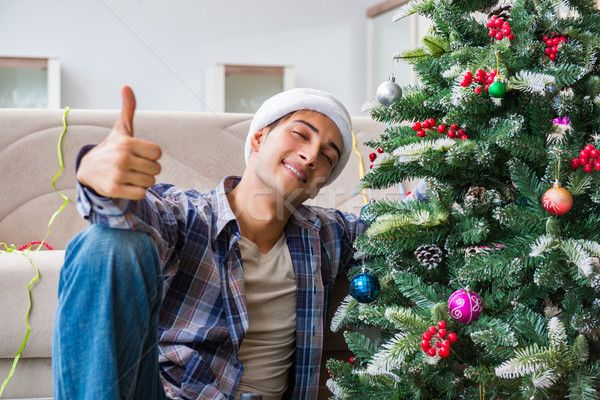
[250,110,344,207]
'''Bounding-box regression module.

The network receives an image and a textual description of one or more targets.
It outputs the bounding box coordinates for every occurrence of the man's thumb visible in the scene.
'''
[114,85,136,136]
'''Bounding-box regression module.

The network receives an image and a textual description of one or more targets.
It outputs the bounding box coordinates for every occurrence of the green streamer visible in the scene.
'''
[0,247,40,397]
[38,107,71,250]
[0,106,71,397]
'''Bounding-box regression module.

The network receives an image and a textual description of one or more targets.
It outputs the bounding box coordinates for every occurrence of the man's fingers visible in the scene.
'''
[120,170,157,189]
[130,138,162,161]
[113,85,137,137]
[126,156,162,177]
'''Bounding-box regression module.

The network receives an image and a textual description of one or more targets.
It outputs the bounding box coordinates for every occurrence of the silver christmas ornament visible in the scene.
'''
[376,76,402,106]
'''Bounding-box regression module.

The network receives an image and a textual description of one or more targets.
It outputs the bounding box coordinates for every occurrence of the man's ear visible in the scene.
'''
[250,128,269,153]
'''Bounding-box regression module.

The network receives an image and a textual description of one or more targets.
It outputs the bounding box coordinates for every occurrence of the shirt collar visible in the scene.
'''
[211,175,323,239]
[213,175,242,239]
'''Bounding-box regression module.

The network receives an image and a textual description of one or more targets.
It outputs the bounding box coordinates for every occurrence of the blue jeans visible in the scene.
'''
[52,225,167,400]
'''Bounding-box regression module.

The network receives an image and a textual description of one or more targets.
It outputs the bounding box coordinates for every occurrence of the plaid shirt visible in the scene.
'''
[77,175,364,400]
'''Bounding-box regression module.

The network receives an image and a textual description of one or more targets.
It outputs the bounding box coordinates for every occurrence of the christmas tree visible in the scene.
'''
[327,0,600,398]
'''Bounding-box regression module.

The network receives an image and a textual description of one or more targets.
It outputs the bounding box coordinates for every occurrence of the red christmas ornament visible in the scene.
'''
[542,181,573,215]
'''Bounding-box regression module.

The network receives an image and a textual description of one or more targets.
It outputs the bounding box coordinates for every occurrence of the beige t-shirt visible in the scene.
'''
[234,234,297,400]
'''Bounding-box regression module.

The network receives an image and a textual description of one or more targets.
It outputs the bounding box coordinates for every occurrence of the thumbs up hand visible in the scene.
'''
[76,86,162,200]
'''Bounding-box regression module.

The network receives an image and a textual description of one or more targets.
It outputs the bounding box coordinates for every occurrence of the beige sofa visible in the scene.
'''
[0,108,393,400]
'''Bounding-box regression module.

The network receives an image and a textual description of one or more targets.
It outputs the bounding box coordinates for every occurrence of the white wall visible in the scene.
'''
[0,0,381,115]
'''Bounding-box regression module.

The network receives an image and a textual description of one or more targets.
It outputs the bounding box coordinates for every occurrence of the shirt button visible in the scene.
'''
[234,362,241,369]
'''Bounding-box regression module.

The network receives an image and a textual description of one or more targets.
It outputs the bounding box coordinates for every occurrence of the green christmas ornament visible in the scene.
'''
[488,79,506,98]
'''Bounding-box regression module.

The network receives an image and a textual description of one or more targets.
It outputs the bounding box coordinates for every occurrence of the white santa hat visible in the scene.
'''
[245,88,353,185]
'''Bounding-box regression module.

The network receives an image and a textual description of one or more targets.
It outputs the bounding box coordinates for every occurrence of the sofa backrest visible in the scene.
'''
[0,109,401,250]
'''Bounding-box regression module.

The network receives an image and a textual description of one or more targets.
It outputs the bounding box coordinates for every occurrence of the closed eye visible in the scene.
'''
[293,131,307,140]
[322,152,333,166]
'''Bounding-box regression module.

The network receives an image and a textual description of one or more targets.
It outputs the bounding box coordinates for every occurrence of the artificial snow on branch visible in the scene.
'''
[494,344,550,379]
[529,234,559,257]
[548,317,567,349]
[384,306,426,331]
[392,138,457,163]
[531,368,558,389]
[365,209,449,238]
[508,70,556,94]
[366,331,415,375]
[330,295,358,333]
[325,379,349,399]
[560,239,594,277]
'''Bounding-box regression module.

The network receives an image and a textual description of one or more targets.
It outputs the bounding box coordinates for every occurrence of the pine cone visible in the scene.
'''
[415,244,442,269]
[466,186,486,201]
[465,186,486,208]
[488,3,512,21]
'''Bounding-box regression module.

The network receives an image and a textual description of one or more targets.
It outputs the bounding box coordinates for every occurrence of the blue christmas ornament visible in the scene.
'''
[359,199,377,226]
[350,269,380,303]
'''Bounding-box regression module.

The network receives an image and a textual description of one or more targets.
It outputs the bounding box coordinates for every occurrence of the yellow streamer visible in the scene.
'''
[351,130,369,205]
[0,106,71,397]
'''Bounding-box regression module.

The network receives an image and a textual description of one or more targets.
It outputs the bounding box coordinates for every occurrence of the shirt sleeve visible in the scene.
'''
[74,145,203,266]
[317,207,367,274]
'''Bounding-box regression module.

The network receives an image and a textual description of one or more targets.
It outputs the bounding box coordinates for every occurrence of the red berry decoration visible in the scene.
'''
[421,321,457,359]
[487,16,514,42]
[542,181,573,215]
[543,33,567,61]
[571,144,600,173]
[369,152,377,162]
[414,118,467,141]
[377,147,384,153]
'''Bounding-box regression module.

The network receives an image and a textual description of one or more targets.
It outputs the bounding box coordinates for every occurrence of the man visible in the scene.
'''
[52,86,365,399]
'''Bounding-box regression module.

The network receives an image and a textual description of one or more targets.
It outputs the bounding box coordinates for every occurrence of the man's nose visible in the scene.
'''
[298,146,318,168]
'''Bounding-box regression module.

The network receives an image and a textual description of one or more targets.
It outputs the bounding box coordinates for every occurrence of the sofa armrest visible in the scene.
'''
[0,250,64,359]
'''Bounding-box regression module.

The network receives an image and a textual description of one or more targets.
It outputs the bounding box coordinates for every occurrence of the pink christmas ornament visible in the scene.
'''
[552,116,570,125]
[448,288,482,324]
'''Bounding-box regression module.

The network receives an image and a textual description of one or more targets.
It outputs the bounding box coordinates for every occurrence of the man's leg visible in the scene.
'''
[52,225,166,400]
